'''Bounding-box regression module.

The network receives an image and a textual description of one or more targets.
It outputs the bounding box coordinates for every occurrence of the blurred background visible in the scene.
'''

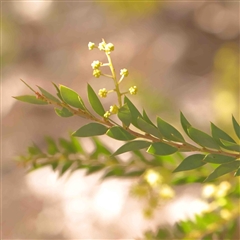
[2,0,239,238]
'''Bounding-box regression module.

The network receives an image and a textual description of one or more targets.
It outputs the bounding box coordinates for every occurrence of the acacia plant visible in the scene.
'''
[14,39,240,239]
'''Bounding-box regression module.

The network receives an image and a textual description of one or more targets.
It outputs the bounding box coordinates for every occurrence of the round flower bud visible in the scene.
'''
[88,42,95,50]
[129,86,137,95]
[98,88,108,98]
[104,111,111,118]
[110,105,118,114]
[91,60,102,69]
[98,41,106,51]
[93,69,101,78]
[120,68,129,77]
[105,43,114,53]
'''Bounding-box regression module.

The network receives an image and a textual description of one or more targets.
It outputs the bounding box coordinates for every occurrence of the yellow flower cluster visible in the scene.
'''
[129,86,138,95]
[98,88,108,98]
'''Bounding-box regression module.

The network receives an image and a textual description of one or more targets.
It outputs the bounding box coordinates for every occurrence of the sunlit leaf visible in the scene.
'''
[60,85,85,110]
[52,82,63,100]
[106,126,136,141]
[157,117,185,142]
[204,161,240,182]
[188,127,220,150]
[203,154,236,164]
[60,161,73,176]
[13,95,48,105]
[55,107,73,117]
[173,154,206,172]
[45,137,59,155]
[112,140,151,156]
[147,142,178,156]
[232,115,240,139]
[87,84,105,116]
[137,117,162,138]
[38,86,61,103]
[102,166,125,179]
[73,123,108,137]
[118,104,131,127]
[234,168,240,176]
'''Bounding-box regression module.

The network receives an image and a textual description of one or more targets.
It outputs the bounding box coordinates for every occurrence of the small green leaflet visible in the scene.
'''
[87,84,105,116]
[13,95,48,105]
[137,117,162,138]
[173,154,206,172]
[220,139,240,152]
[52,82,63,100]
[55,107,73,117]
[147,142,178,156]
[45,137,59,155]
[157,117,185,142]
[124,96,142,127]
[106,126,136,141]
[111,140,151,156]
[203,154,236,164]
[180,112,192,137]
[211,123,236,144]
[142,109,155,126]
[188,127,220,150]
[234,168,240,176]
[73,123,108,137]
[232,115,240,139]
[38,86,61,103]
[204,161,240,182]
[20,79,35,93]
[60,85,85,110]
[117,104,131,127]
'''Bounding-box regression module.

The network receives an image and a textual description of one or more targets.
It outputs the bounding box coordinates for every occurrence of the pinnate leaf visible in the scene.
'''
[188,127,220,150]
[112,140,151,156]
[137,117,162,138]
[60,85,85,110]
[73,123,108,137]
[173,154,206,172]
[204,161,240,182]
[13,95,48,105]
[106,126,136,141]
[211,123,236,143]
[157,117,185,142]
[147,142,177,156]
[87,84,105,116]
[203,154,236,164]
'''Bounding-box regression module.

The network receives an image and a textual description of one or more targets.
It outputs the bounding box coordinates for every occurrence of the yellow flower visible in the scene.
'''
[98,41,106,51]
[93,69,101,78]
[105,43,114,53]
[98,88,108,98]
[159,184,175,199]
[104,111,111,118]
[88,42,95,50]
[91,60,102,69]
[120,68,129,77]
[109,105,118,114]
[129,86,137,95]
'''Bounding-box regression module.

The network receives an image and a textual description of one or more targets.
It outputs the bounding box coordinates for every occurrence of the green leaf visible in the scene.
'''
[60,85,85,110]
[117,104,131,127]
[52,82,63,100]
[13,95,48,105]
[86,164,105,175]
[232,115,240,139]
[234,168,240,176]
[55,107,73,117]
[180,112,192,136]
[204,154,236,164]
[173,154,206,172]
[142,109,155,126]
[37,86,61,103]
[102,166,125,179]
[20,79,35,93]
[45,137,59,155]
[123,170,145,177]
[28,143,42,155]
[73,123,108,137]
[157,117,185,142]
[112,140,151,156]
[204,161,240,182]
[220,139,240,152]
[147,142,178,156]
[124,96,142,127]
[188,127,220,149]
[59,138,78,153]
[106,126,136,141]
[87,84,105,116]
[70,135,83,153]
[137,117,162,138]
[60,161,73,176]
[211,123,236,144]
